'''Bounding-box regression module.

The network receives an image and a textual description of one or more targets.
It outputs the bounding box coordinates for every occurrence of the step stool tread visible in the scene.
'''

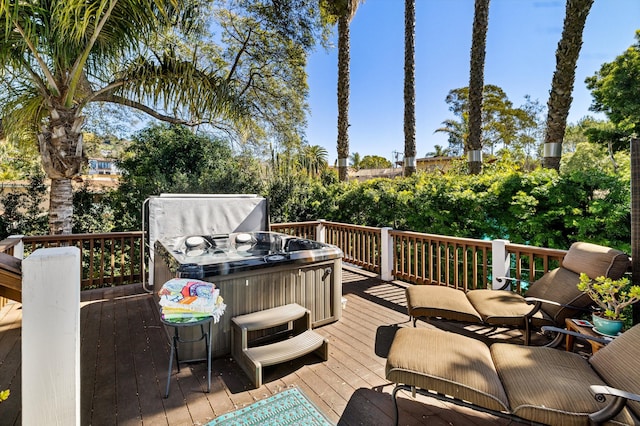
[244,330,326,367]
[232,303,308,331]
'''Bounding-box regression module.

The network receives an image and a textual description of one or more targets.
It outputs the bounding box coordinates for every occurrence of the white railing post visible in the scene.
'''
[22,247,81,426]
[8,234,24,259]
[381,227,394,282]
[316,219,326,243]
[491,239,511,290]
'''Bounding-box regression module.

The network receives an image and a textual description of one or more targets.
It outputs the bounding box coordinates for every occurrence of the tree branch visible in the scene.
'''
[227,28,253,82]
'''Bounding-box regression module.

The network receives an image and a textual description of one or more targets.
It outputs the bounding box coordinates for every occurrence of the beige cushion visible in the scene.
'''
[386,328,509,412]
[562,242,629,279]
[590,323,640,420]
[525,267,593,324]
[406,285,482,323]
[490,343,637,425]
[466,289,546,327]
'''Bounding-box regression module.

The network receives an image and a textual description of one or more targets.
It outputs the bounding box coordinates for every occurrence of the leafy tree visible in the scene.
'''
[0,1,240,234]
[404,0,417,176]
[586,30,640,138]
[0,0,326,235]
[542,0,594,170]
[438,86,538,158]
[349,152,362,170]
[0,171,48,239]
[467,0,491,175]
[111,124,263,231]
[360,155,393,169]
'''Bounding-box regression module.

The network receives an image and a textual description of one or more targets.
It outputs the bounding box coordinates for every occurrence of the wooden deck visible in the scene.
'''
[0,267,529,426]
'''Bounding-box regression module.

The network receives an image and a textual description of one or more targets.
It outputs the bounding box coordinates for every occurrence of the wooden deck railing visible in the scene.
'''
[20,232,145,290]
[503,242,567,292]
[323,222,381,273]
[0,223,572,308]
[390,231,492,290]
[270,221,318,240]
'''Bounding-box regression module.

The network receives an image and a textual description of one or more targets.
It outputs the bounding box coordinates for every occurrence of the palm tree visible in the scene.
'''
[404,0,416,177]
[321,0,364,181]
[542,0,594,170]
[467,0,490,175]
[300,145,328,176]
[435,117,468,157]
[425,145,451,158]
[0,0,242,234]
[349,152,362,170]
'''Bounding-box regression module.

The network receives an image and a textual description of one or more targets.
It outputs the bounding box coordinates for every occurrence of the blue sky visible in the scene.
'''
[305,0,640,165]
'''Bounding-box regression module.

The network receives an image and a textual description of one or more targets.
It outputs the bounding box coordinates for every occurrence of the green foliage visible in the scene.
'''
[0,171,48,239]
[111,124,264,231]
[438,85,541,155]
[578,273,640,320]
[586,30,640,137]
[359,155,392,169]
[72,184,115,234]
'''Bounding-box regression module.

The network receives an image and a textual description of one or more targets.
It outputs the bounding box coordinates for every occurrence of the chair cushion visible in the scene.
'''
[561,242,629,280]
[406,285,482,323]
[491,343,636,425]
[386,328,509,412]
[525,267,593,324]
[466,290,546,327]
[590,323,640,420]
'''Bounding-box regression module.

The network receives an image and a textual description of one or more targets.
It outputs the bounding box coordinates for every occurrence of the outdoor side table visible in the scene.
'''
[564,318,606,354]
[160,314,214,398]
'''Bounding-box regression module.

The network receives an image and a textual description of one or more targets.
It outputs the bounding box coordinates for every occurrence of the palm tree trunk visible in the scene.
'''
[37,107,86,234]
[403,0,416,177]
[467,0,490,175]
[337,14,350,182]
[542,0,594,171]
[49,178,74,235]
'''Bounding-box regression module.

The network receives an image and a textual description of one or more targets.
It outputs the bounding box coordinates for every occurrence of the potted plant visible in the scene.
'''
[578,273,640,336]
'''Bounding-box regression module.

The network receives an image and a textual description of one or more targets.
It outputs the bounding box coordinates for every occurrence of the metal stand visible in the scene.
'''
[160,315,213,398]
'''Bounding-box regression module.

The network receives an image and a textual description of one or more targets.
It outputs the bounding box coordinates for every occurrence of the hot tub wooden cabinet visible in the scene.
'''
[154,232,343,357]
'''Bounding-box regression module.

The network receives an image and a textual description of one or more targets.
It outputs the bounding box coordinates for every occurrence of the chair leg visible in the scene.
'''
[391,385,402,426]
[173,330,181,372]
[165,332,177,398]
[206,321,212,393]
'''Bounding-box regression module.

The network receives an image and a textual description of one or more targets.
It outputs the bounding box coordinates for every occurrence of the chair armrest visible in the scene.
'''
[589,385,640,423]
[525,297,593,312]
[540,326,613,345]
[494,276,521,291]
[591,385,640,403]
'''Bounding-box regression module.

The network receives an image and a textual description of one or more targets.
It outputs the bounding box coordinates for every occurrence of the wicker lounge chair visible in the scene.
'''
[386,325,640,425]
[405,242,630,345]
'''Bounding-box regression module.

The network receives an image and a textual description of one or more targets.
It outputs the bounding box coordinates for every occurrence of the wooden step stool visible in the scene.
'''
[231,303,329,388]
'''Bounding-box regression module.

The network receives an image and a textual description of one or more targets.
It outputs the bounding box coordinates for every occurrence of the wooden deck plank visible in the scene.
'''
[0,268,519,426]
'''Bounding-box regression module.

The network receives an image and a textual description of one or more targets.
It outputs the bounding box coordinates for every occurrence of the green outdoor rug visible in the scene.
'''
[206,387,334,425]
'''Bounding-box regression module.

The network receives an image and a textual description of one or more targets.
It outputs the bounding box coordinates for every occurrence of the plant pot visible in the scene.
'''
[591,314,624,336]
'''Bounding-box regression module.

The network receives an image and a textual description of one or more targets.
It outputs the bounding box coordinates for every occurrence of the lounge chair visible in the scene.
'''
[386,324,640,425]
[405,242,630,345]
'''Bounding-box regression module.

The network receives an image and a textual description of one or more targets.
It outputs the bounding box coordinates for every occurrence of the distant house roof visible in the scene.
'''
[347,168,403,181]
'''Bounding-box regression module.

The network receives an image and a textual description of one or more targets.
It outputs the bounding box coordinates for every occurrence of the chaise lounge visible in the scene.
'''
[405,242,630,344]
[386,324,640,425]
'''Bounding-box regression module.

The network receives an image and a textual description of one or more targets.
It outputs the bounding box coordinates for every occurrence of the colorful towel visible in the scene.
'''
[159,278,226,323]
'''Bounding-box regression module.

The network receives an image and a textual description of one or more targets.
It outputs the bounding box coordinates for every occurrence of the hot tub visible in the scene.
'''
[154,231,343,357]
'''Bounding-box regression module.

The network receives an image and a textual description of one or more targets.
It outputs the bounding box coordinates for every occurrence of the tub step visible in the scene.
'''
[231,303,329,388]
[232,303,308,332]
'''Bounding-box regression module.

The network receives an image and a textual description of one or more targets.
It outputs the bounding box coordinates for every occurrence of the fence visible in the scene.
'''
[1,223,569,307]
